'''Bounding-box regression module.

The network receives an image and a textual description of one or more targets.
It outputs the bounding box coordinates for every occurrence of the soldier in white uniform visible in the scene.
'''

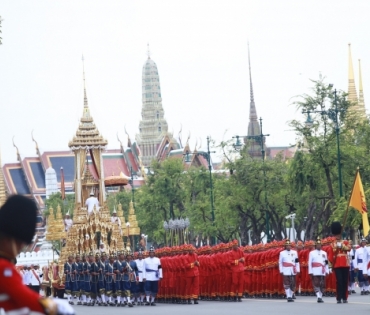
[135,251,146,305]
[64,212,73,232]
[143,247,163,306]
[348,241,357,294]
[354,238,368,295]
[279,239,300,302]
[85,191,100,215]
[308,237,329,303]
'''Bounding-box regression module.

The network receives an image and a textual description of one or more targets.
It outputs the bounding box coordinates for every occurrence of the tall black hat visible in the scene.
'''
[331,221,342,236]
[0,195,38,244]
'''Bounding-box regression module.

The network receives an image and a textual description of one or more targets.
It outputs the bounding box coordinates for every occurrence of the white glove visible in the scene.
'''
[329,268,332,274]
[53,299,75,315]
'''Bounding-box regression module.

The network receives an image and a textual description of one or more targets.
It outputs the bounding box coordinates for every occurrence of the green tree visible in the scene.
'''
[44,192,75,218]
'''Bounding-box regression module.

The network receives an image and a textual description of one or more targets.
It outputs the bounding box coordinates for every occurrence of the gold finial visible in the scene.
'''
[12,136,21,162]
[31,130,41,156]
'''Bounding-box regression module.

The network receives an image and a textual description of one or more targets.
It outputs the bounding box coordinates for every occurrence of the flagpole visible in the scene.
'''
[342,167,359,229]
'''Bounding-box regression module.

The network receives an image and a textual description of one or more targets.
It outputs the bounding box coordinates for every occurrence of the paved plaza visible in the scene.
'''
[69,292,370,315]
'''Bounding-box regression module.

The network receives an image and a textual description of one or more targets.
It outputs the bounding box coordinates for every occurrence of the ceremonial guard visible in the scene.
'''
[118,251,130,306]
[90,253,101,305]
[75,254,83,305]
[348,241,357,294]
[308,237,329,303]
[135,251,146,305]
[83,253,93,305]
[228,240,244,302]
[64,256,74,304]
[71,255,80,305]
[120,252,132,307]
[143,246,163,306]
[354,238,368,295]
[105,253,116,306]
[113,251,123,306]
[278,239,300,302]
[184,245,200,304]
[126,251,139,306]
[327,221,350,304]
[96,253,107,305]
[0,194,74,315]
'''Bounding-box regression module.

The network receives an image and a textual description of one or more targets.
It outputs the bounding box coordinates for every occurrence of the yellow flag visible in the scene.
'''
[349,170,370,236]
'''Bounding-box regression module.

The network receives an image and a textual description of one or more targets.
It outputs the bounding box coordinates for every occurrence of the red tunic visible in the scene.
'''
[327,240,350,268]
[0,258,45,313]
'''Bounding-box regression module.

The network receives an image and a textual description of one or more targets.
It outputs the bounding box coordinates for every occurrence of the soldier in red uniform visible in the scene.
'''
[184,245,200,304]
[228,240,245,301]
[327,222,350,304]
[0,195,74,315]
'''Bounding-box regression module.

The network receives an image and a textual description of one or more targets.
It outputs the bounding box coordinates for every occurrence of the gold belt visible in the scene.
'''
[337,254,347,257]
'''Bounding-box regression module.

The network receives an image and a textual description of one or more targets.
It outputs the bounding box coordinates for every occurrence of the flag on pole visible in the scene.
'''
[60,167,65,200]
[348,169,369,236]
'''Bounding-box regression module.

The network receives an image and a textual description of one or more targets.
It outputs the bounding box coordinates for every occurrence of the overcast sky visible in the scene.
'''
[0,0,369,164]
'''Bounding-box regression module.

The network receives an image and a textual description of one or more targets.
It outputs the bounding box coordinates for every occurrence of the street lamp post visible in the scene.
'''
[233,117,271,242]
[184,136,216,244]
[302,87,344,197]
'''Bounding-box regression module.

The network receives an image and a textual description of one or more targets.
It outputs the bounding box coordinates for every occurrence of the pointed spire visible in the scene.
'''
[147,43,151,59]
[358,59,366,113]
[348,43,358,104]
[247,44,260,137]
[82,55,89,109]
[0,147,7,207]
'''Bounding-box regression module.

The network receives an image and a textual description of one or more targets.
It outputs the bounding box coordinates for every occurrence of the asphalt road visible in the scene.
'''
[69,291,370,315]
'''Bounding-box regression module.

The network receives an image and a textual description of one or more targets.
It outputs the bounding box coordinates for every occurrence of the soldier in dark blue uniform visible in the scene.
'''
[97,253,107,306]
[72,254,81,305]
[90,253,100,306]
[105,253,116,306]
[77,254,85,305]
[118,251,130,307]
[113,251,123,306]
[84,253,93,306]
[127,252,139,306]
[64,255,74,305]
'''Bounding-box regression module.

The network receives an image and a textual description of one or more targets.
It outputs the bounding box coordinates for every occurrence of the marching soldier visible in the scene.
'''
[113,251,123,306]
[327,221,350,304]
[71,254,81,305]
[84,253,94,306]
[278,239,300,302]
[143,246,163,306]
[105,253,116,306]
[228,240,244,302]
[354,238,368,295]
[135,251,146,305]
[127,251,139,305]
[308,237,329,303]
[64,255,74,304]
[96,253,107,306]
